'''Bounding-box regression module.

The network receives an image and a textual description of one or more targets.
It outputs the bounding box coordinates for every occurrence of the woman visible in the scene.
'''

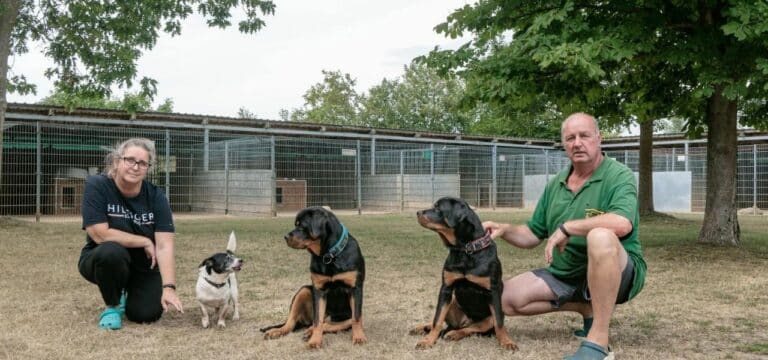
[78,138,183,330]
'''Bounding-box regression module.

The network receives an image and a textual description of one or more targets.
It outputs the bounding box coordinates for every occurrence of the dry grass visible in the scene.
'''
[1,211,767,360]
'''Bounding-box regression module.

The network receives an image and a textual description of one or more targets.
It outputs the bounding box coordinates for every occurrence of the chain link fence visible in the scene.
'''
[3,109,768,219]
[605,143,768,212]
[1,114,554,218]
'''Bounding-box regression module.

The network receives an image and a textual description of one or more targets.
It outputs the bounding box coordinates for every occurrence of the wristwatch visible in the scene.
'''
[162,284,177,290]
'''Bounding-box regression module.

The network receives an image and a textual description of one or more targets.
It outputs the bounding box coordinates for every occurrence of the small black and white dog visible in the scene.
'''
[196,231,243,328]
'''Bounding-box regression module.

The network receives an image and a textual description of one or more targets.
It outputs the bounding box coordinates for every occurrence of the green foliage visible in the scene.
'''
[286,64,475,134]
[359,62,471,133]
[7,0,276,100]
[422,0,768,135]
[39,88,174,113]
[285,70,361,126]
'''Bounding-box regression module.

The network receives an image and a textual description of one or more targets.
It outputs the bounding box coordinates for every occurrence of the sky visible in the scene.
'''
[7,0,472,120]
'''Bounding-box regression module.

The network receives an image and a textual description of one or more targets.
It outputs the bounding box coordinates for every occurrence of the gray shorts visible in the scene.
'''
[532,256,635,308]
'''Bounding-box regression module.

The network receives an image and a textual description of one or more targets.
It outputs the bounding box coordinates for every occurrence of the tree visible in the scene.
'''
[40,88,174,113]
[424,1,768,246]
[1,0,276,187]
[237,107,258,120]
[285,70,362,126]
[360,62,471,133]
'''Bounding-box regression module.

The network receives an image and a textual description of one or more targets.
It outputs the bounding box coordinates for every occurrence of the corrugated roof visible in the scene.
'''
[5,103,555,147]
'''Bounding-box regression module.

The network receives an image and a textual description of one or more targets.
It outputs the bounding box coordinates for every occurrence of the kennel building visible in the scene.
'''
[3,103,767,219]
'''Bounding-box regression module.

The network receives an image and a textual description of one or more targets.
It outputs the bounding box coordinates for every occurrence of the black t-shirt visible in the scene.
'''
[81,174,175,252]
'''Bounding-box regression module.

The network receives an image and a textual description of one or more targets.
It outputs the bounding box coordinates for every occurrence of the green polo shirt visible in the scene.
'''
[527,155,646,301]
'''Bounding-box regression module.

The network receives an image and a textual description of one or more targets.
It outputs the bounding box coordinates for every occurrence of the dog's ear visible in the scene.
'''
[309,209,328,240]
[199,257,214,275]
[442,199,468,228]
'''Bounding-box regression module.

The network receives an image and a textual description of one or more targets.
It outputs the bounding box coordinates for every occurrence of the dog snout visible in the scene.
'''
[417,210,423,217]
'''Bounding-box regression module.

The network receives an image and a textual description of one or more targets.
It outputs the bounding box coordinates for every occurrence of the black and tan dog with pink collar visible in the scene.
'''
[411,196,518,351]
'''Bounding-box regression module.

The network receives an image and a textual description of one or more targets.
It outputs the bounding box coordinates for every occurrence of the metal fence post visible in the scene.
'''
[544,150,550,184]
[357,140,362,215]
[624,150,629,168]
[371,137,376,175]
[671,148,676,172]
[203,121,209,172]
[271,136,276,217]
[430,144,435,203]
[521,154,526,206]
[492,145,497,210]
[35,121,41,222]
[224,141,230,215]
[684,141,689,172]
[400,150,405,212]
[754,144,758,213]
[164,129,170,199]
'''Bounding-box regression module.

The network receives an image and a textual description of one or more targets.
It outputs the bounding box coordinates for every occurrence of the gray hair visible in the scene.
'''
[104,138,156,178]
[561,112,600,141]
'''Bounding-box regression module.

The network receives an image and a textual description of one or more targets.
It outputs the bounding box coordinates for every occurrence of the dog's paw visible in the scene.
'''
[231,311,240,321]
[444,329,467,341]
[409,324,431,336]
[415,338,435,350]
[217,321,226,329]
[306,336,323,349]
[302,326,314,340]
[352,333,368,345]
[201,318,210,329]
[500,339,519,351]
[264,328,288,339]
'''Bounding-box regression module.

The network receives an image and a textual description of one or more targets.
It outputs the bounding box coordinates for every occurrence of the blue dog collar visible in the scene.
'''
[323,224,349,264]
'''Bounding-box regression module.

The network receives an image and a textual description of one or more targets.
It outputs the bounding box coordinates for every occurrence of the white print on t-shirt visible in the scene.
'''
[106,203,155,226]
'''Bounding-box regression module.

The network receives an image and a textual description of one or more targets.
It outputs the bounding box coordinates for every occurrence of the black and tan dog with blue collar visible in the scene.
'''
[261,206,367,349]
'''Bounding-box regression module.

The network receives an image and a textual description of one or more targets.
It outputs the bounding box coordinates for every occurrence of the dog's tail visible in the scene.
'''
[259,322,311,333]
[259,323,285,332]
[227,231,236,252]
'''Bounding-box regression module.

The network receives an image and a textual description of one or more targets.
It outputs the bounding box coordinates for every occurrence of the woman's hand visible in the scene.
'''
[143,239,157,269]
[161,287,184,313]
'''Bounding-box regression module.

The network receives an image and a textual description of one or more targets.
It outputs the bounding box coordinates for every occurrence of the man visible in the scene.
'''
[484,112,646,360]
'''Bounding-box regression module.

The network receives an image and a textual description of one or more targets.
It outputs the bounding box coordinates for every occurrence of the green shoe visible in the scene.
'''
[564,340,609,360]
[99,308,122,330]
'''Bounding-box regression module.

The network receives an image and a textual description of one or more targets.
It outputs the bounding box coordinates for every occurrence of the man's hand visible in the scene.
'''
[161,288,184,313]
[544,228,570,264]
[143,239,157,269]
[482,221,507,240]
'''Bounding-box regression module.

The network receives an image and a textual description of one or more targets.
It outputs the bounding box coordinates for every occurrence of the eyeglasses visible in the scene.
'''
[122,157,151,169]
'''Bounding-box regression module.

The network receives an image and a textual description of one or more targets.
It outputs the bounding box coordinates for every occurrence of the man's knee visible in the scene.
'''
[586,228,621,259]
[501,272,551,315]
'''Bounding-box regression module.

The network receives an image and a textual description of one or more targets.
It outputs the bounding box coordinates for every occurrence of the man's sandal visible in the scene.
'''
[98,308,122,330]
[564,340,613,360]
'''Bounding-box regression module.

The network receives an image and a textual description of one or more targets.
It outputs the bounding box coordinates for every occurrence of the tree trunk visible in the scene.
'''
[698,85,740,245]
[0,0,23,189]
[638,118,655,215]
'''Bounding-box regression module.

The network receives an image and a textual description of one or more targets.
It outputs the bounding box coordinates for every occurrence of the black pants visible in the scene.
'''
[78,241,163,323]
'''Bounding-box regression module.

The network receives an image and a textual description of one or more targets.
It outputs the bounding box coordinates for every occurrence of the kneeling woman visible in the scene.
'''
[78,137,183,329]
